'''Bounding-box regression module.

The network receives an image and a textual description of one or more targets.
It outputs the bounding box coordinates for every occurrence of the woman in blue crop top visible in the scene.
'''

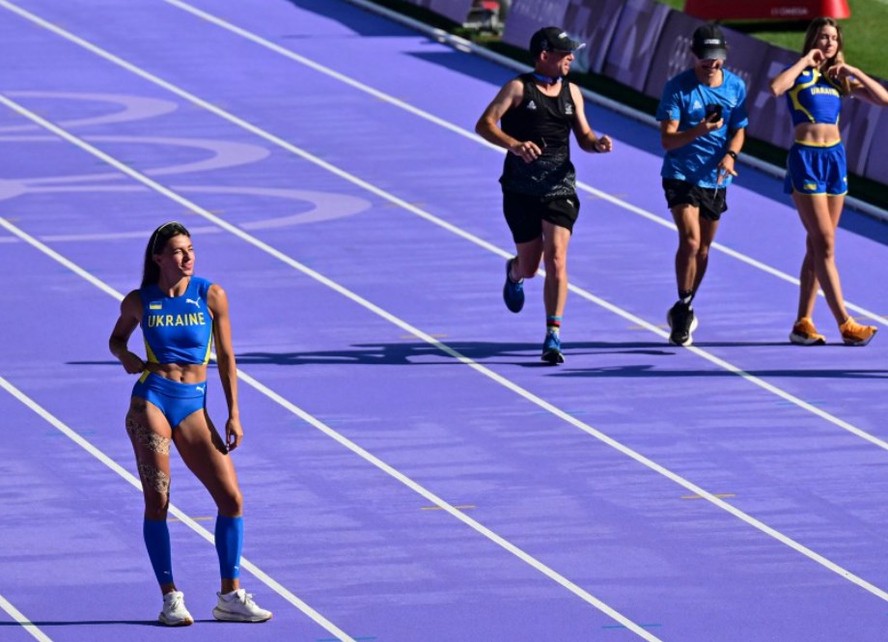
[770,18,888,347]
[109,221,271,626]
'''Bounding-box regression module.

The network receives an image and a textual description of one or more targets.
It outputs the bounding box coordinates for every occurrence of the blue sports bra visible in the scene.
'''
[140,277,213,365]
[785,67,844,127]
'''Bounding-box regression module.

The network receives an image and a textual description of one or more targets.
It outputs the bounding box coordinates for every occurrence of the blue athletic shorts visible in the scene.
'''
[132,372,207,427]
[784,141,848,196]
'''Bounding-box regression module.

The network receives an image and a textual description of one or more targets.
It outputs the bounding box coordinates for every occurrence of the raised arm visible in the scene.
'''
[833,63,888,106]
[770,49,822,96]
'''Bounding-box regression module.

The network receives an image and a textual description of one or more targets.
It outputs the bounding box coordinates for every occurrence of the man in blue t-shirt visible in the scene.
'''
[656,23,748,346]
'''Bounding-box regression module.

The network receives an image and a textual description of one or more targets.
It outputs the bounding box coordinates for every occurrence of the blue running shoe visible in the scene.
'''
[503,258,524,313]
[541,331,564,364]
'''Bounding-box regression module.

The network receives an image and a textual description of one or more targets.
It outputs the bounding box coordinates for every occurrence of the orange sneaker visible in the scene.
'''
[839,317,878,346]
[789,317,825,346]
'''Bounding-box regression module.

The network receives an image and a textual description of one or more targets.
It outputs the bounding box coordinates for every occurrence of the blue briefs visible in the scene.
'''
[784,140,848,196]
[132,372,207,427]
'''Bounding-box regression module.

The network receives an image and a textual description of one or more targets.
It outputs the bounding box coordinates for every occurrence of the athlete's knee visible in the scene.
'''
[810,230,836,256]
[216,489,244,517]
[138,462,171,516]
[678,234,701,256]
[542,245,568,273]
[545,259,568,281]
[697,244,712,263]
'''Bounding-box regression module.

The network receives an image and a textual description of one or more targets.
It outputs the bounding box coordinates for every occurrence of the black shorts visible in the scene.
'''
[503,192,580,244]
[662,179,728,221]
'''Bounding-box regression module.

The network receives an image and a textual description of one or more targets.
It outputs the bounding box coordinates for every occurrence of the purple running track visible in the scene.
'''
[1,0,888,640]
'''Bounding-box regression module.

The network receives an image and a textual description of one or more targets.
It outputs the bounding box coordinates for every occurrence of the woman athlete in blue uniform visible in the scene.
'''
[109,221,272,626]
[770,18,888,346]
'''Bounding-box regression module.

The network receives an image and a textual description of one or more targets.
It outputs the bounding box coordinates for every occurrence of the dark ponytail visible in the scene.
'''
[141,221,190,287]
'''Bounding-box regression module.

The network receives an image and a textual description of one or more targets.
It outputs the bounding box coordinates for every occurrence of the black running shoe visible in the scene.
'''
[667,301,698,347]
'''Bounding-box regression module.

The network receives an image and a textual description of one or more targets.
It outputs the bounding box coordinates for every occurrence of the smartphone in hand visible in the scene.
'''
[705,104,723,122]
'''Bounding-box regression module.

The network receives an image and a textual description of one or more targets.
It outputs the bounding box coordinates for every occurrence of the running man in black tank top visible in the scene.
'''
[476,27,613,364]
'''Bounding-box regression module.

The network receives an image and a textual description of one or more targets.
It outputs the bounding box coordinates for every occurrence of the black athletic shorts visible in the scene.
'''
[502,191,580,244]
[662,178,727,221]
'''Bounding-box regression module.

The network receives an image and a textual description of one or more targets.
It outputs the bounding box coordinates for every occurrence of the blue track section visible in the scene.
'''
[1,1,888,640]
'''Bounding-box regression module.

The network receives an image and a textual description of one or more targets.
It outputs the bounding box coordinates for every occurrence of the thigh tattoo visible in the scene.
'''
[126,415,171,455]
[137,462,171,495]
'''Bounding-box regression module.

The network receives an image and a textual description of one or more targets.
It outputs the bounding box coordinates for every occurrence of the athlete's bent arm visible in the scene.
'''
[569,86,612,153]
[110,290,146,374]
[475,80,542,163]
[660,117,723,152]
[770,50,822,96]
[839,65,888,105]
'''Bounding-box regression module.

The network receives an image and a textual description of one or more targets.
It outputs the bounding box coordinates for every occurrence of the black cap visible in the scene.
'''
[691,24,727,60]
[529,27,585,57]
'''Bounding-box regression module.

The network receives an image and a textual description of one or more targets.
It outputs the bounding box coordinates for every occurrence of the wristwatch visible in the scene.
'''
[725,150,738,160]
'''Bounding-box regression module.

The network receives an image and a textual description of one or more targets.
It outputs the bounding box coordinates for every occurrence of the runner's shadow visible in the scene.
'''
[553,365,888,379]
[691,341,794,347]
[0,618,215,627]
[235,341,671,366]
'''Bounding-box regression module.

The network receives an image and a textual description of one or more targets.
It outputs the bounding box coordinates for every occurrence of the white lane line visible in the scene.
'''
[9,0,886,423]
[0,17,884,456]
[0,223,660,641]
[340,0,888,224]
[2,96,888,611]
[164,0,486,144]
[0,0,505,256]
[0,592,52,642]
[164,0,887,324]
[6,0,886,327]
[0,384,354,640]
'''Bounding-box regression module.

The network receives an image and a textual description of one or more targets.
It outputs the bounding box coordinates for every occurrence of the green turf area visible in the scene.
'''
[650,1,888,209]
[654,0,888,79]
[363,0,887,209]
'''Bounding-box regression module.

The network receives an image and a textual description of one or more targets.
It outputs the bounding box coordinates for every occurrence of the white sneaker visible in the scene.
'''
[159,590,194,626]
[212,588,273,623]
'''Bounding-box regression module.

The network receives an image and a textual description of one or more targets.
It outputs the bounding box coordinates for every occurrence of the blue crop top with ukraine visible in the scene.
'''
[140,276,214,365]
[132,277,214,428]
[784,66,844,128]
[656,68,749,189]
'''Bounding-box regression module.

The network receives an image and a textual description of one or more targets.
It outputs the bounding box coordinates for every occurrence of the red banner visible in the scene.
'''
[683,0,850,20]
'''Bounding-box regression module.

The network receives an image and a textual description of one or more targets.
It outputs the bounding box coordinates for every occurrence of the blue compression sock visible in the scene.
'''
[215,515,244,580]
[143,518,173,585]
